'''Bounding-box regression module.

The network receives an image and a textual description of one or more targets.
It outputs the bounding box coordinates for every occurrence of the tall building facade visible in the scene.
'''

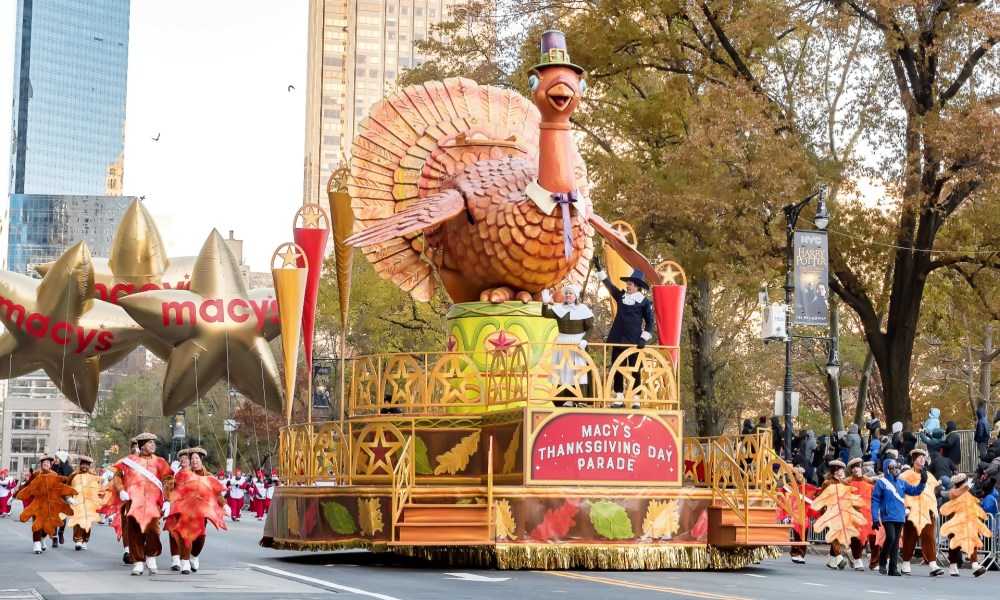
[302,0,454,203]
[9,0,131,196]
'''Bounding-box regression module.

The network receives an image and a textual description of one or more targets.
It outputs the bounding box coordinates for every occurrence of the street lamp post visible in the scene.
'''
[782,188,829,461]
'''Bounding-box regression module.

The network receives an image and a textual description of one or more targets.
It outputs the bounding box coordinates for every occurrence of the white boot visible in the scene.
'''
[190,556,199,572]
[611,393,625,408]
[74,542,82,551]
[928,560,943,577]
[180,559,191,575]
[170,555,181,571]
[145,557,158,575]
[826,555,838,569]
[40,538,46,551]
[80,542,87,550]
[974,562,987,577]
[131,561,144,576]
[901,561,911,574]
[854,558,864,571]
[33,541,42,554]
[837,555,848,569]
[950,563,960,577]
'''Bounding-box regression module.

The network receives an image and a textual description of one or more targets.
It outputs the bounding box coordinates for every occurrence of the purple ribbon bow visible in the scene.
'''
[551,189,579,259]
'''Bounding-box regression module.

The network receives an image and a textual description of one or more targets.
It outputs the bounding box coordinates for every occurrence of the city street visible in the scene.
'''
[0,505,992,600]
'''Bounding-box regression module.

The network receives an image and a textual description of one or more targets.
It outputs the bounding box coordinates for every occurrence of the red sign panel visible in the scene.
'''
[528,411,681,486]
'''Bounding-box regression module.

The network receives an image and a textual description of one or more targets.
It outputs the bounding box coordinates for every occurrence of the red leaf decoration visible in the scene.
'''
[15,473,77,536]
[529,499,580,541]
[849,479,875,539]
[165,470,228,548]
[100,486,125,541]
[690,508,708,541]
[303,499,318,535]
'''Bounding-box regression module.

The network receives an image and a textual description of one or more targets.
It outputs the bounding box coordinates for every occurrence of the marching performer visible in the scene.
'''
[167,452,192,571]
[898,448,944,576]
[113,432,173,575]
[101,438,139,564]
[165,447,228,574]
[541,283,595,403]
[0,468,16,517]
[14,455,77,554]
[66,456,106,550]
[872,459,927,576]
[782,465,818,564]
[250,471,267,520]
[940,473,990,577]
[821,459,849,569]
[225,470,248,521]
[846,457,877,571]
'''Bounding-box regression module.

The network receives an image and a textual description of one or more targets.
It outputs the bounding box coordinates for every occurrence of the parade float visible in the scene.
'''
[259,31,807,570]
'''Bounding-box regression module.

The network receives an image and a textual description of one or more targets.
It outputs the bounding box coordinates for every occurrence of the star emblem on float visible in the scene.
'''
[0,241,146,412]
[119,229,283,415]
[485,330,520,355]
[359,427,404,475]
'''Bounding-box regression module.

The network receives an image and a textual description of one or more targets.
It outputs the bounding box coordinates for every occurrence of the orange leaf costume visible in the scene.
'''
[778,483,819,538]
[848,477,875,539]
[113,454,172,532]
[165,469,228,549]
[940,488,992,554]
[812,482,867,547]
[15,472,77,536]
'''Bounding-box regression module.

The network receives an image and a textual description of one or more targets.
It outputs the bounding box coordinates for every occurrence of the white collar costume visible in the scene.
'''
[547,303,594,320]
[622,292,646,306]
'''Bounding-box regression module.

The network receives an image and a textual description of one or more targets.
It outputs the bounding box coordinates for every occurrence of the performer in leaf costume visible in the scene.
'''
[165,447,228,575]
[940,473,990,577]
[15,455,77,554]
[66,456,107,550]
[896,449,943,576]
[101,438,139,565]
[113,432,173,576]
[845,457,877,571]
[813,460,867,571]
[816,460,850,569]
[781,465,819,564]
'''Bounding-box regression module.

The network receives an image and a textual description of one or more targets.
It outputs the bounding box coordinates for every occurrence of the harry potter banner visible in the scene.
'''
[793,230,829,326]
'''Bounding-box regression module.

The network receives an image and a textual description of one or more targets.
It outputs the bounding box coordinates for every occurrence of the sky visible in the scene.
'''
[0,0,309,272]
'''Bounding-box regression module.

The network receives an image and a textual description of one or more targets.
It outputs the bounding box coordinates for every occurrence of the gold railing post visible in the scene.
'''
[488,436,495,540]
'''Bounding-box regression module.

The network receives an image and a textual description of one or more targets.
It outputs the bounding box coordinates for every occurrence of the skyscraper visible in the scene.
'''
[302,0,454,203]
[9,0,130,196]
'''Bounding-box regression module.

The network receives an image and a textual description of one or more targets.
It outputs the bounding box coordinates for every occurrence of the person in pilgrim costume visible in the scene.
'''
[541,283,594,405]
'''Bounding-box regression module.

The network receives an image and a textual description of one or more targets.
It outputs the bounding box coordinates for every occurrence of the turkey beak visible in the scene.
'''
[546,82,575,112]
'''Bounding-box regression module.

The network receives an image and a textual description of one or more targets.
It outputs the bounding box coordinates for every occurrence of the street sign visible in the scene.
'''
[224,419,238,432]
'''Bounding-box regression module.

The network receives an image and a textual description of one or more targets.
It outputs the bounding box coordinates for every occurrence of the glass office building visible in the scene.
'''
[7,194,133,277]
[9,0,131,196]
[302,0,455,203]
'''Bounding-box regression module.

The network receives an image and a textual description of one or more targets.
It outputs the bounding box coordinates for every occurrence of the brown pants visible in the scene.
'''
[790,529,807,558]
[125,516,162,561]
[120,503,130,549]
[830,539,842,556]
[850,535,877,560]
[72,525,91,543]
[901,521,936,563]
[169,531,206,560]
[948,546,976,564]
[868,540,882,569]
[32,529,49,542]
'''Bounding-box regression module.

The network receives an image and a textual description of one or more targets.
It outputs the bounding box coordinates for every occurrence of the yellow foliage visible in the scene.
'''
[357,497,384,536]
[67,472,108,532]
[287,499,301,536]
[940,491,991,553]
[900,470,939,531]
[495,499,517,541]
[812,483,866,546]
[434,430,481,475]
[503,424,521,475]
[641,499,680,540]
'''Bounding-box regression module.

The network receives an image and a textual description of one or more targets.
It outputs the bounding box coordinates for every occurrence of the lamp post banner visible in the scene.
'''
[792,230,829,326]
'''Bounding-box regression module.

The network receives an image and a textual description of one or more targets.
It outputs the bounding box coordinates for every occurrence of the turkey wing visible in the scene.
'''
[345,189,467,247]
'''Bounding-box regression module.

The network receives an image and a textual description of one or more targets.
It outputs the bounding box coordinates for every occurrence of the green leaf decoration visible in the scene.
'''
[398,435,433,475]
[322,501,356,535]
[456,499,473,505]
[588,500,634,540]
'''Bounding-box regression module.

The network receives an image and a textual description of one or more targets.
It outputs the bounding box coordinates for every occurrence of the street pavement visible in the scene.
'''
[0,505,994,599]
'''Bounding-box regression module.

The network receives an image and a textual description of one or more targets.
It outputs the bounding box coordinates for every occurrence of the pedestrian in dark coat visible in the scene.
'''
[941,420,962,466]
[975,407,990,459]
[872,459,927,576]
[741,418,754,436]
[771,416,785,457]
[845,424,863,461]
[899,430,918,461]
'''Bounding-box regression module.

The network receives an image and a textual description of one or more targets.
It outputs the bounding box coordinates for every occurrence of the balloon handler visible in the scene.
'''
[540,283,594,404]
[592,256,655,408]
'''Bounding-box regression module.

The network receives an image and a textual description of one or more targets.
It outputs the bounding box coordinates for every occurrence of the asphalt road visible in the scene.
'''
[0,505,994,599]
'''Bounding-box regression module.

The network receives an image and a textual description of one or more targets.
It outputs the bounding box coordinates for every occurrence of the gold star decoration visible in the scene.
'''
[296,204,328,229]
[119,229,284,415]
[275,244,302,269]
[657,261,686,286]
[0,242,147,412]
[357,426,404,475]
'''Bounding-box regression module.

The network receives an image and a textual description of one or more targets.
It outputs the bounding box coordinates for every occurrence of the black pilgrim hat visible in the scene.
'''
[620,269,650,290]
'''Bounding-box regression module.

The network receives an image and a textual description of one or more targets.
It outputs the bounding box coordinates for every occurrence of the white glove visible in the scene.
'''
[224,504,232,517]
[119,490,130,502]
[161,501,170,518]
[541,289,552,304]
[578,340,588,350]
[640,331,652,341]
[595,271,607,281]
[67,497,76,506]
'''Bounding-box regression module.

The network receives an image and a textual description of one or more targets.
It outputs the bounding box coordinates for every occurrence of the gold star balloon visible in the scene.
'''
[0,241,147,412]
[119,229,284,415]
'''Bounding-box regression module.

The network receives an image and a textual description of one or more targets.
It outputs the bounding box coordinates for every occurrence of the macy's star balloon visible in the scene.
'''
[119,229,283,415]
[0,241,147,412]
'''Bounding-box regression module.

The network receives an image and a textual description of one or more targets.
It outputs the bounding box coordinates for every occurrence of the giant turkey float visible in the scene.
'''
[261,31,806,569]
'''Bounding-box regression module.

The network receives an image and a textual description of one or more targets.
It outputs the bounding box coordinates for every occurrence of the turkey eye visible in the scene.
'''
[580,79,587,93]
[529,74,540,92]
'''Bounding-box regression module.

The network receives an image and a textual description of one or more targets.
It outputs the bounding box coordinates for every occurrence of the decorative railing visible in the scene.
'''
[345,341,681,416]
[390,435,415,543]
[682,431,773,487]
[487,436,495,540]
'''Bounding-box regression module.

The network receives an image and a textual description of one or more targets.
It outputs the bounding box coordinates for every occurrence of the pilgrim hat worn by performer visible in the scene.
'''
[113,432,174,575]
[166,447,228,575]
[592,257,654,408]
[15,454,77,554]
[897,448,944,576]
[541,283,594,404]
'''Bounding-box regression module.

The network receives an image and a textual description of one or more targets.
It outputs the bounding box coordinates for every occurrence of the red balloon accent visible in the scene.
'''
[292,227,329,372]
[652,284,686,371]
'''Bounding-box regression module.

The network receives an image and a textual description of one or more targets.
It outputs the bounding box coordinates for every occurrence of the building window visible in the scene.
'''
[10,436,46,454]
[68,439,89,456]
[11,412,51,430]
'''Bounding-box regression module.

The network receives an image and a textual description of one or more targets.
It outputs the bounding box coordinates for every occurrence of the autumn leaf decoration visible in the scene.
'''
[940,491,992,553]
[434,430,480,475]
[502,424,521,475]
[901,471,940,531]
[67,473,108,532]
[287,499,301,537]
[529,499,580,541]
[811,483,867,547]
[166,470,228,548]
[588,500,634,540]
[358,498,384,536]
[16,473,77,535]
[494,499,517,540]
[641,499,680,540]
[322,501,357,535]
